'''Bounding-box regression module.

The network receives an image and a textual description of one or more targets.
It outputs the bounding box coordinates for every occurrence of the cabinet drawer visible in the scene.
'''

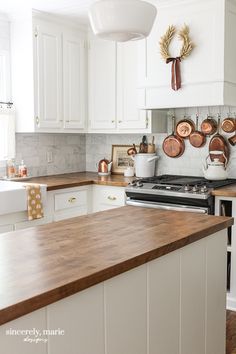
[93,186,125,212]
[100,188,125,206]
[55,190,87,211]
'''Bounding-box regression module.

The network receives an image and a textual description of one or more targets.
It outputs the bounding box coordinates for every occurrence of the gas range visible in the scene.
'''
[125,175,236,214]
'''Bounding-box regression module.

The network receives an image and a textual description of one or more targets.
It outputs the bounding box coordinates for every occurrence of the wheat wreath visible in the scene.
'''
[159,24,194,90]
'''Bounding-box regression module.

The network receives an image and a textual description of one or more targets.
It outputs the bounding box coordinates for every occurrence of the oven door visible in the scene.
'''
[126,198,210,214]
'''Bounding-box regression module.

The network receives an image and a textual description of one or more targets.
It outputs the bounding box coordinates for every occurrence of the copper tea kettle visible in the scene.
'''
[97,158,113,176]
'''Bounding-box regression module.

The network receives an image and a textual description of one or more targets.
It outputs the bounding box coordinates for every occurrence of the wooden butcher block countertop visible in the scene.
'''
[0,206,233,325]
[27,172,236,197]
[212,184,236,198]
[28,172,133,190]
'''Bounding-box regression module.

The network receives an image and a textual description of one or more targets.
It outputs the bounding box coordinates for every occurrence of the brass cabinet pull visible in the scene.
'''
[107,196,117,201]
[68,197,77,203]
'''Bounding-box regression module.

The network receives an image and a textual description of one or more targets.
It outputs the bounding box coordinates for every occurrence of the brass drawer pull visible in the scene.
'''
[107,196,117,201]
[68,197,77,203]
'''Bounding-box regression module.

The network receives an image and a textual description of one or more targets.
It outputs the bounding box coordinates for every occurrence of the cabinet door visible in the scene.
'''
[88,37,116,130]
[63,32,85,130]
[117,41,147,131]
[34,21,63,129]
[92,186,125,213]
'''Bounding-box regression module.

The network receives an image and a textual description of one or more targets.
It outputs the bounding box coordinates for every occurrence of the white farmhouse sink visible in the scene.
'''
[0,181,47,216]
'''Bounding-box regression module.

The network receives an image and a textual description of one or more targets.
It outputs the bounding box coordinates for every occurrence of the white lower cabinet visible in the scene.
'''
[0,230,226,354]
[0,211,51,235]
[0,185,125,235]
[14,215,53,230]
[92,185,126,212]
[215,196,236,311]
[48,185,92,221]
[47,284,105,354]
[105,266,147,354]
[0,309,47,354]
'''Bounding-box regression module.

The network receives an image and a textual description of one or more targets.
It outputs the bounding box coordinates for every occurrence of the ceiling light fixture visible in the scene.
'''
[88,0,157,42]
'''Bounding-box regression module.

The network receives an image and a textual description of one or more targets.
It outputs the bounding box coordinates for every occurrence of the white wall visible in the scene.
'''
[0,13,11,102]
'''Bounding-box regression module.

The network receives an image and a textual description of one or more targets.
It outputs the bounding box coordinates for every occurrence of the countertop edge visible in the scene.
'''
[0,216,233,326]
[25,173,236,196]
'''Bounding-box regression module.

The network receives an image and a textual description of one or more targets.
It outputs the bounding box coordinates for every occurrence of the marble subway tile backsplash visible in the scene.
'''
[0,133,86,178]
[1,106,236,178]
[86,106,236,178]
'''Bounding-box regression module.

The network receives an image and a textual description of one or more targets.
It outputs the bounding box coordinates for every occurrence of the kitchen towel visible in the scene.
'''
[25,184,44,220]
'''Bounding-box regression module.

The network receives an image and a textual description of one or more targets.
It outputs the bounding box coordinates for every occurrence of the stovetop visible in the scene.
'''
[138,175,236,188]
[125,175,236,200]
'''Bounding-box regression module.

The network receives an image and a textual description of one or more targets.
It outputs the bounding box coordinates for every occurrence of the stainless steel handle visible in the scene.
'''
[126,199,208,214]
[68,197,77,203]
[146,111,149,128]
[35,116,40,126]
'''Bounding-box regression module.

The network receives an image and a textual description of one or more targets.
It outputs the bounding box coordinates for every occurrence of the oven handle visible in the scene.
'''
[126,199,209,214]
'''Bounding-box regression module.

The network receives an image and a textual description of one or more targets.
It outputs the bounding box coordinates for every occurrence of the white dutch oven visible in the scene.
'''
[131,153,159,178]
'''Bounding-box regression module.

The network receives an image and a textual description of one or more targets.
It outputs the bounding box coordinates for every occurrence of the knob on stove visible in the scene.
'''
[184,184,191,192]
[192,185,199,193]
[136,181,143,188]
[200,185,208,193]
[129,180,137,187]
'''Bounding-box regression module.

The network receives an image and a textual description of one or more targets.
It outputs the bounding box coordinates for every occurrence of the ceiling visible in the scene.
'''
[0,0,175,24]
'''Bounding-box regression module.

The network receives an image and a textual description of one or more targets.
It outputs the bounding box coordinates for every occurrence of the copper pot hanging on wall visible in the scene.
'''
[176,117,195,138]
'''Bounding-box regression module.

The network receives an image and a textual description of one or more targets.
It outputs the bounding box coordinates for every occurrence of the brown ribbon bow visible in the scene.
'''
[166,57,182,91]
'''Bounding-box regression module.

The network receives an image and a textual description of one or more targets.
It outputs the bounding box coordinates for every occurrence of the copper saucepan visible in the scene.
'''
[209,117,230,163]
[201,116,218,135]
[221,116,236,133]
[176,117,195,139]
[189,115,206,148]
[163,116,185,158]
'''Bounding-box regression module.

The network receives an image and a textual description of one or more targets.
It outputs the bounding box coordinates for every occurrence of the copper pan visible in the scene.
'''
[221,116,236,133]
[209,117,230,163]
[189,115,206,148]
[201,116,218,135]
[176,117,195,138]
[163,116,185,158]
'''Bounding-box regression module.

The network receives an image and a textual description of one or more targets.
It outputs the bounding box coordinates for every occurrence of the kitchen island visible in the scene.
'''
[0,207,233,354]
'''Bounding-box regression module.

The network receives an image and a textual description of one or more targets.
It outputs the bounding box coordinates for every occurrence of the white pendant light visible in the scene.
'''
[88,0,157,42]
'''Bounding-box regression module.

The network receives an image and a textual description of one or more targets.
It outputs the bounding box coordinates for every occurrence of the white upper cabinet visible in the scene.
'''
[34,20,63,129]
[138,0,236,109]
[63,31,86,130]
[88,37,117,131]
[88,35,163,133]
[117,41,148,131]
[11,12,87,133]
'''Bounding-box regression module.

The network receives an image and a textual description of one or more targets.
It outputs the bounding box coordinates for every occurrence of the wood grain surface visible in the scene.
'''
[0,206,233,326]
[27,172,133,190]
[212,184,236,198]
[26,172,236,197]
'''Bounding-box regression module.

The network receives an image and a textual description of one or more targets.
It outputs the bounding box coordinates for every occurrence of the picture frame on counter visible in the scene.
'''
[111,144,137,174]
